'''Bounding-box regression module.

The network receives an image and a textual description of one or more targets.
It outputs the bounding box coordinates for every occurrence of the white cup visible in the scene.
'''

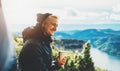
[59,50,67,68]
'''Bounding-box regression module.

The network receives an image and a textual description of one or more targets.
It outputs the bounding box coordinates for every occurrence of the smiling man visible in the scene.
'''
[18,13,66,71]
[41,14,58,36]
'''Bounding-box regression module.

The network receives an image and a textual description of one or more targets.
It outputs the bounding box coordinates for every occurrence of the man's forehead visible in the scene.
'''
[48,17,58,22]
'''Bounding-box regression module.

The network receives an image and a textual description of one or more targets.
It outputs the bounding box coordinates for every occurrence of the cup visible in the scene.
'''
[59,50,67,68]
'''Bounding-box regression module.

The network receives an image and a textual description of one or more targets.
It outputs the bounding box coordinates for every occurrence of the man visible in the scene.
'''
[0,0,17,71]
[18,13,66,71]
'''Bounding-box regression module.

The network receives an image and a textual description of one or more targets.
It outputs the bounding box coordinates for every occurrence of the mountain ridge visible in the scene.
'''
[54,29,120,56]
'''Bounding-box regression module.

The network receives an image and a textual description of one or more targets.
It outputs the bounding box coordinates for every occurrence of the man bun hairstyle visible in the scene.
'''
[37,13,52,24]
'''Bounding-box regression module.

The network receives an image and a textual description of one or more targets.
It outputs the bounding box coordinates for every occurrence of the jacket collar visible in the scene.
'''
[34,28,52,44]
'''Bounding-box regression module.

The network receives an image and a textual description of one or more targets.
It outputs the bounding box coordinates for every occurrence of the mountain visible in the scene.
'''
[94,36,120,56]
[54,29,120,56]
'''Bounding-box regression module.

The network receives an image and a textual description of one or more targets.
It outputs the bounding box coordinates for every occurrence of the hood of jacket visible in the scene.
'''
[22,26,52,44]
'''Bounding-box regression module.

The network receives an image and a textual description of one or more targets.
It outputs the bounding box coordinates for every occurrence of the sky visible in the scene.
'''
[1,0,120,31]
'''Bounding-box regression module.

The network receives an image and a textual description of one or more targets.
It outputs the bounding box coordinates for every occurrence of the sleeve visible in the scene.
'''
[34,45,49,71]
[19,42,49,71]
[49,59,61,71]
[29,43,61,71]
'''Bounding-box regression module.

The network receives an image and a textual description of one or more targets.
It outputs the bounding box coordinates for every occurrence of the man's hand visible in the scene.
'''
[56,56,67,66]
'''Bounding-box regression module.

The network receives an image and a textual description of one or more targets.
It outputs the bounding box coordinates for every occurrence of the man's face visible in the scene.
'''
[43,17,58,36]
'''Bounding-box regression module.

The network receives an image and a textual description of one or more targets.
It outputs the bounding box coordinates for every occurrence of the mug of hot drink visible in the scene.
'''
[58,50,67,68]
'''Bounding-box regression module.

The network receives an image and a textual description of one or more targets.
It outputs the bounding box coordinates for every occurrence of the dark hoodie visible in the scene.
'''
[18,26,59,71]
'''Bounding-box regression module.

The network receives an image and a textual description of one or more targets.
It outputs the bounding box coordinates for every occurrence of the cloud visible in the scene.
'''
[112,4,120,12]
[110,14,120,20]
[58,7,111,24]
[2,0,120,25]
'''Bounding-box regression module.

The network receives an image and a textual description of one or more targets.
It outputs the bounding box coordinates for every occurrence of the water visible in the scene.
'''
[91,48,120,71]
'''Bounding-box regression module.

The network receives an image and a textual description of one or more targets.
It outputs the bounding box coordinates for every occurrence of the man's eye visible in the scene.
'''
[50,22,58,27]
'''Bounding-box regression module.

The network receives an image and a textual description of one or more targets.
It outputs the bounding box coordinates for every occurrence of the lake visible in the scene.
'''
[91,48,120,71]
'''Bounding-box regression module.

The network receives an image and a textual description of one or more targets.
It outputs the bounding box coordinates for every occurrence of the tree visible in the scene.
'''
[78,41,95,71]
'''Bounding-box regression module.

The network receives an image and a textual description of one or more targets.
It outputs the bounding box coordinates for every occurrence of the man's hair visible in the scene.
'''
[44,15,58,23]
[48,15,58,19]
